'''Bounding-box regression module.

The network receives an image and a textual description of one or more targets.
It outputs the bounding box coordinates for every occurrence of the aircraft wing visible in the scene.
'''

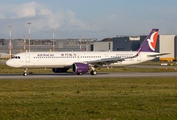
[85,49,141,67]
[86,53,139,67]
[147,53,170,57]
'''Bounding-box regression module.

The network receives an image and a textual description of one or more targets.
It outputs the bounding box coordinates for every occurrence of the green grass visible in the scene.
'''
[0,78,177,120]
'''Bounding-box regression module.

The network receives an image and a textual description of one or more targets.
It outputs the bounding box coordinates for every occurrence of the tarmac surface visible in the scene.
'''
[0,72,177,79]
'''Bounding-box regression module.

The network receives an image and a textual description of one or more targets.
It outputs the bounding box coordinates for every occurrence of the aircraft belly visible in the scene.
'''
[33,65,65,68]
[23,64,65,68]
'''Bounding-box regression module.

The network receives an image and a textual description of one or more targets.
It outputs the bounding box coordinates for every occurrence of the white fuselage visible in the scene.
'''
[6,51,157,68]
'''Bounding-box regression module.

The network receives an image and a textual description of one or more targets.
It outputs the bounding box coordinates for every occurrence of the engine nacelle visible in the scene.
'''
[52,68,69,73]
[72,63,89,74]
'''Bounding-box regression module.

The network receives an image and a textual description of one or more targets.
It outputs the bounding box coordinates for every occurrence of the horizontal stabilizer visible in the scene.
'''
[147,53,170,57]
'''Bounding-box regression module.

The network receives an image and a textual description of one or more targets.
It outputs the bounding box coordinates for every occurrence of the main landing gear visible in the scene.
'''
[90,67,97,75]
[23,68,28,76]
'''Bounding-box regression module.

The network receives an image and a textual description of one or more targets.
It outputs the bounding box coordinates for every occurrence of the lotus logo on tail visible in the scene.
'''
[147,31,158,51]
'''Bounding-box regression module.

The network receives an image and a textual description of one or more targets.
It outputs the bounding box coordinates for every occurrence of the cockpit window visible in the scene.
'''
[12,56,20,59]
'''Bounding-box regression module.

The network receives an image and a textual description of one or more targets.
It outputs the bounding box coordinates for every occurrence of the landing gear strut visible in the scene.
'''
[23,68,28,76]
[90,67,97,75]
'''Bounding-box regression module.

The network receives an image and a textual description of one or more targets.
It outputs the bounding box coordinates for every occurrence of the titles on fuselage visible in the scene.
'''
[37,54,54,57]
[37,53,77,57]
[61,53,76,57]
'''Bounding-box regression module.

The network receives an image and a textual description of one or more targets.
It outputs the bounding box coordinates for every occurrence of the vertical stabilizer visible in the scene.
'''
[139,29,158,52]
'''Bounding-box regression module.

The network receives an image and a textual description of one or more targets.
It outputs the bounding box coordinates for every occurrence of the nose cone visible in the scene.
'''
[6,59,15,67]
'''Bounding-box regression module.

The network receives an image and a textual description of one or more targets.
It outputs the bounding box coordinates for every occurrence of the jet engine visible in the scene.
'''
[52,68,69,73]
[72,63,89,75]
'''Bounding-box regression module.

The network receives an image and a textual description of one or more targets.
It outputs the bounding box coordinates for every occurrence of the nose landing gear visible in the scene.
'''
[23,68,28,76]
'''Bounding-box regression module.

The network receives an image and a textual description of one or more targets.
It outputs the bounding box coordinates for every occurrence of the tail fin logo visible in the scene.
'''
[147,31,158,51]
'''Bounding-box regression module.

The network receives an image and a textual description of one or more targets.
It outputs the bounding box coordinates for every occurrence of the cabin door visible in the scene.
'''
[25,53,30,62]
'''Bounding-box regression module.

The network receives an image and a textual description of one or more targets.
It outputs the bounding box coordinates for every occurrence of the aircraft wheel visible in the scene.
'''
[23,68,28,76]
[90,70,97,75]
[23,73,27,76]
[77,73,82,75]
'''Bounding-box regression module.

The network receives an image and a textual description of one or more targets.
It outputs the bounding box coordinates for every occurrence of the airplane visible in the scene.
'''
[6,29,169,76]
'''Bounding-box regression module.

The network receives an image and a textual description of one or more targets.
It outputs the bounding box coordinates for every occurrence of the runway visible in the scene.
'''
[0,72,177,79]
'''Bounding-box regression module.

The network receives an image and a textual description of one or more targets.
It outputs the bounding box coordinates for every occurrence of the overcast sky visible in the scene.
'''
[0,0,177,40]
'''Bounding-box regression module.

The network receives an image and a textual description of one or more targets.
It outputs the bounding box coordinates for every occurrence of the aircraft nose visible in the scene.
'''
[6,60,14,67]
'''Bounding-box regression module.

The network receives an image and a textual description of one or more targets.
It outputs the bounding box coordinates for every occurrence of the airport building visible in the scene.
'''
[113,36,141,51]
[159,35,177,61]
[91,38,113,51]
[112,35,159,52]
[0,38,97,54]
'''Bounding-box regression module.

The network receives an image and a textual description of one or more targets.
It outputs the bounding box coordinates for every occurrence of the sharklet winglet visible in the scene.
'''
[135,47,141,57]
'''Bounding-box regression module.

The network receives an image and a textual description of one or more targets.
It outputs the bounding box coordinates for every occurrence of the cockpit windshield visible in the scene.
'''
[12,56,20,59]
